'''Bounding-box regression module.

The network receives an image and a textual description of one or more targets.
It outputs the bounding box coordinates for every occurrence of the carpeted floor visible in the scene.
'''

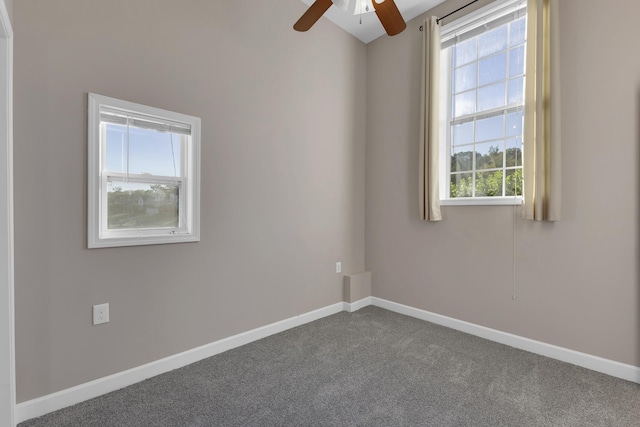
[19,306,640,426]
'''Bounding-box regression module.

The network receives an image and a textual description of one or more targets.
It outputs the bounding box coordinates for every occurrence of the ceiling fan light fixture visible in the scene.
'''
[353,0,375,15]
[333,0,350,11]
[293,0,406,37]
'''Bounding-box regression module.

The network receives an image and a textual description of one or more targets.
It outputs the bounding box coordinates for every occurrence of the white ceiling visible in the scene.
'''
[297,0,447,43]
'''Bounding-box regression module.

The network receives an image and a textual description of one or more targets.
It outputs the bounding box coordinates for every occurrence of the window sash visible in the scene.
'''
[99,124,189,180]
[100,174,187,236]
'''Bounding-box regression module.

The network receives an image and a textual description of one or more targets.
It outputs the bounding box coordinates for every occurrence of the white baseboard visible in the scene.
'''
[371,297,640,385]
[343,296,372,313]
[16,297,640,423]
[16,302,345,423]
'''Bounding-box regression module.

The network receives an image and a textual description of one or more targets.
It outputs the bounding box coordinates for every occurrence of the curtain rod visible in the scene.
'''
[437,0,480,24]
[419,0,480,31]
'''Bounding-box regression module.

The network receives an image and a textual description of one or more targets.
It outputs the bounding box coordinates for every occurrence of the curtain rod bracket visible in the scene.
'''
[419,0,481,30]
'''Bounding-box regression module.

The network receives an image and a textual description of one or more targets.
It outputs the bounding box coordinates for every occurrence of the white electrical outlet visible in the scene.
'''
[93,303,109,325]
[336,262,342,274]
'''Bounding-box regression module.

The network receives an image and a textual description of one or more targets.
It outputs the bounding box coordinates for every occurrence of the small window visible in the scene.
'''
[88,93,200,248]
[439,0,526,205]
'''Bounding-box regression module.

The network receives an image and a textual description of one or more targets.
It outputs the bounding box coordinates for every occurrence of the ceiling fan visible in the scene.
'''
[294,0,407,36]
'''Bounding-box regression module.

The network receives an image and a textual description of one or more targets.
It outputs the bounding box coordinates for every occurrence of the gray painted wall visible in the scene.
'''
[366,0,640,367]
[13,0,366,402]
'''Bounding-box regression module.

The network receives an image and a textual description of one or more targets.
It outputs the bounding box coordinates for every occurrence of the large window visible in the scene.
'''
[439,0,527,204]
[88,93,201,248]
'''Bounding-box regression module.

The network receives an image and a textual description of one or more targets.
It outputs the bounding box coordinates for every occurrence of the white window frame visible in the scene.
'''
[88,93,201,248]
[439,0,527,206]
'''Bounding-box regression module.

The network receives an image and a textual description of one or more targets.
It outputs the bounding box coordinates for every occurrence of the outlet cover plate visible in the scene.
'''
[93,303,109,325]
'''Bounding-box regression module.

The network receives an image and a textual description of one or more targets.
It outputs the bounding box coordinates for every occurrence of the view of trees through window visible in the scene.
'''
[450,165,522,197]
[107,183,179,230]
[444,13,526,199]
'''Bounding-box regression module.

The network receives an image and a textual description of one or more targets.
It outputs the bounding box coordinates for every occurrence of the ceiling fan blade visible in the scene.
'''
[373,0,406,36]
[294,0,334,32]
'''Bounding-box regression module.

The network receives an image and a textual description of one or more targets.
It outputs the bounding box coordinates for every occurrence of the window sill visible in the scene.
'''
[88,232,200,249]
[440,196,523,206]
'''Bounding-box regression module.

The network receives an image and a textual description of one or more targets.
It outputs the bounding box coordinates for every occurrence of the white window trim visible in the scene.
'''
[440,196,522,206]
[0,1,14,425]
[439,0,527,206]
[88,93,201,248]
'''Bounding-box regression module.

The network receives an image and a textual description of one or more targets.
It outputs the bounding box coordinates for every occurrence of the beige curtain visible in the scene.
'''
[522,0,561,221]
[419,17,442,222]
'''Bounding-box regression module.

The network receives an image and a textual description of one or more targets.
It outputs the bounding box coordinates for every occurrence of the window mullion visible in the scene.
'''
[106,172,184,185]
[472,40,479,198]
[180,134,188,230]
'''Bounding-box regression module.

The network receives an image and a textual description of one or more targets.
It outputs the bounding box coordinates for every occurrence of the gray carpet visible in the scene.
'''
[19,306,640,426]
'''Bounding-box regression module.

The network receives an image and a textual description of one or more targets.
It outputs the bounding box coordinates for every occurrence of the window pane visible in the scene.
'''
[509,45,525,77]
[451,172,473,197]
[479,52,506,86]
[505,111,523,137]
[453,90,476,117]
[451,146,473,172]
[508,77,524,105]
[453,121,474,145]
[454,38,477,67]
[453,63,477,93]
[477,83,506,111]
[105,124,183,177]
[107,181,179,230]
[106,125,127,173]
[510,17,526,46]
[478,26,507,58]
[476,114,504,142]
[475,170,503,197]
[505,169,523,196]
[506,138,523,167]
[476,142,504,170]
